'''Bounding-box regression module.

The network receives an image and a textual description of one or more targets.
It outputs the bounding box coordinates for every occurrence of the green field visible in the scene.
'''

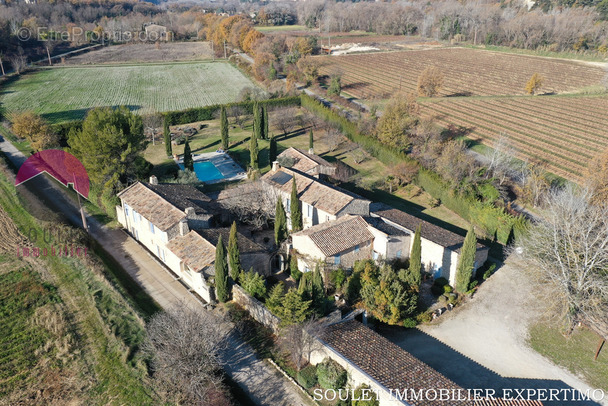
[0,62,256,123]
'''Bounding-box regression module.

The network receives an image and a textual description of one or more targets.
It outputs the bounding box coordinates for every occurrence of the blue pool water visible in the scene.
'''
[179,161,225,182]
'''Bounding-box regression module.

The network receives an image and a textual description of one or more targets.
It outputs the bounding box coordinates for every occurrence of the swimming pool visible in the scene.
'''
[179,161,225,182]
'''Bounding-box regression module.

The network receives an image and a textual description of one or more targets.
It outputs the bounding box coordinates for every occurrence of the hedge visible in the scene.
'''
[164,95,301,125]
[299,93,523,245]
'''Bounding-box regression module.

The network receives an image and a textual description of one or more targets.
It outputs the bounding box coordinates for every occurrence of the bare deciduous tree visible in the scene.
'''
[515,187,608,345]
[324,126,343,152]
[279,318,325,371]
[216,181,280,229]
[143,114,163,145]
[227,105,248,129]
[9,53,27,75]
[484,133,516,186]
[273,108,298,135]
[143,304,231,405]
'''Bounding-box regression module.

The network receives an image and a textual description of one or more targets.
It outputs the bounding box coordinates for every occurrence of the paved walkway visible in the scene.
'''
[0,134,311,406]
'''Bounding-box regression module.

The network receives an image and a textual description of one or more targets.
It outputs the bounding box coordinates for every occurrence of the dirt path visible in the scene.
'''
[384,260,606,406]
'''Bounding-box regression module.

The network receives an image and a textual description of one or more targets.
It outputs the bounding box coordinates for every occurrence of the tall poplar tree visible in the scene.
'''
[215,234,229,302]
[290,177,302,232]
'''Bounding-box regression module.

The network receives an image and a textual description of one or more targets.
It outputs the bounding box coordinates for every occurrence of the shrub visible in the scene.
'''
[330,268,347,290]
[297,364,317,389]
[403,318,418,328]
[443,285,453,294]
[316,358,347,390]
[483,263,497,280]
[174,136,186,145]
[469,280,479,290]
[416,312,433,324]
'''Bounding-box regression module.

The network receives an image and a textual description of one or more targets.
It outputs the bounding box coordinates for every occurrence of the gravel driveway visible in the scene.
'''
[381,260,606,406]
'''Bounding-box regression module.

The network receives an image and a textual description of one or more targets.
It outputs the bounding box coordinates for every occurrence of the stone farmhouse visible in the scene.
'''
[276,147,336,178]
[116,177,269,302]
[261,163,370,230]
[370,203,489,286]
[291,215,375,272]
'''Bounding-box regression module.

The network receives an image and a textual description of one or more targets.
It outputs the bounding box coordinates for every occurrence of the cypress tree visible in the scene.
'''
[249,130,259,169]
[183,137,194,172]
[275,197,287,244]
[408,225,422,289]
[215,234,229,302]
[312,263,327,316]
[163,118,172,157]
[253,101,262,141]
[269,134,277,164]
[228,221,241,282]
[455,226,477,293]
[220,106,229,150]
[290,177,302,232]
[308,128,313,151]
[262,105,269,140]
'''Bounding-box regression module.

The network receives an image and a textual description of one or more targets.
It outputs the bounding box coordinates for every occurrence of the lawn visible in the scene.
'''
[529,322,608,392]
[0,62,257,123]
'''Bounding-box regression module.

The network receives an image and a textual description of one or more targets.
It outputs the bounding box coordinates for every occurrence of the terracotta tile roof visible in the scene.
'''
[320,320,474,406]
[475,399,543,406]
[118,182,186,231]
[277,147,335,174]
[292,215,374,257]
[261,167,368,216]
[364,216,409,237]
[166,230,216,273]
[145,183,215,216]
[196,228,266,254]
[118,182,214,231]
[371,204,486,253]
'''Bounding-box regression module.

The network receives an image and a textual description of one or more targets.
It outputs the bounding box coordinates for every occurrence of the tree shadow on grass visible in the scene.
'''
[41,105,142,124]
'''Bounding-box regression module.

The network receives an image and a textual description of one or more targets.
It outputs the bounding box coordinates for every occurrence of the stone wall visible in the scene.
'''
[232,284,280,333]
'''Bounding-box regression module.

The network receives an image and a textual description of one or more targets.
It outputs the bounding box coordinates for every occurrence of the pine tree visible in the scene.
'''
[455,226,477,293]
[308,128,314,151]
[215,234,229,302]
[183,137,194,172]
[263,105,269,140]
[407,225,422,290]
[249,130,259,169]
[266,282,285,313]
[228,221,241,281]
[290,177,302,232]
[163,118,172,157]
[220,106,229,150]
[269,134,277,164]
[274,197,287,244]
[278,287,312,326]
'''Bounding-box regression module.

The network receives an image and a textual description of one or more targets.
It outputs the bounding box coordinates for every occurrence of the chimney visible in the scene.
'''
[272,161,281,172]
[179,218,189,236]
[308,148,314,155]
[185,207,195,217]
[149,175,158,185]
